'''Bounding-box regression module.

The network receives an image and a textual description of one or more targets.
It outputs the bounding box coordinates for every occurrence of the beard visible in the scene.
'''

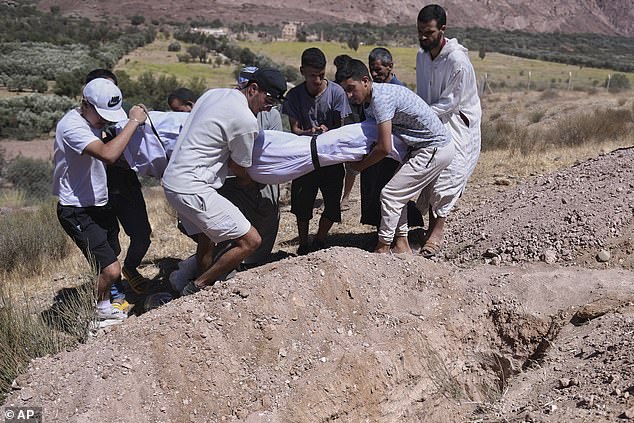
[419,36,441,52]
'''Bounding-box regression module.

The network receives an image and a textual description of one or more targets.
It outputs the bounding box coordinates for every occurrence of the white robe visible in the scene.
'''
[116,111,189,178]
[249,121,408,184]
[416,38,482,217]
[116,112,408,184]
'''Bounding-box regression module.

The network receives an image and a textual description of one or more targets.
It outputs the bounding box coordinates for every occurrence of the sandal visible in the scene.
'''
[420,240,443,258]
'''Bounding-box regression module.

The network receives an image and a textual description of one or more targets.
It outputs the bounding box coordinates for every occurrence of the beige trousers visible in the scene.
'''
[378,143,455,244]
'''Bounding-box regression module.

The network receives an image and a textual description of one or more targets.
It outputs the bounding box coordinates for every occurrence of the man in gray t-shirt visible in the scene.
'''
[281,47,351,255]
[339,59,454,255]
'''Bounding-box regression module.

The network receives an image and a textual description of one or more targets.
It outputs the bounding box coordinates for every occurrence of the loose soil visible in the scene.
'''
[2,145,634,422]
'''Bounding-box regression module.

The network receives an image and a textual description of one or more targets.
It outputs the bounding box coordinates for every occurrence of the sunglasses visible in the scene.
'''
[265,92,283,106]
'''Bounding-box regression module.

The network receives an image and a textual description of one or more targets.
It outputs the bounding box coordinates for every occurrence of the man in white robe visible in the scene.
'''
[415,4,482,257]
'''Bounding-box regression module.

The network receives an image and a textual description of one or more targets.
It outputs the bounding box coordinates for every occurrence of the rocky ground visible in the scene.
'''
[2,146,634,422]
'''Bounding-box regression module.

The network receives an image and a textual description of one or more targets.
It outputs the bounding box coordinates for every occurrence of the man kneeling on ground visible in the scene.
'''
[162,68,287,295]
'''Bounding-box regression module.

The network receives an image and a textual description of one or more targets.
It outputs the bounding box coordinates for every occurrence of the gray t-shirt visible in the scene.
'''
[258,107,283,131]
[364,83,449,148]
[281,80,351,130]
[162,88,258,193]
[53,108,108,207]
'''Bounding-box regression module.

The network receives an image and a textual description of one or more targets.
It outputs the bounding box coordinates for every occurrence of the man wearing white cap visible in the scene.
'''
[53,78,147,323]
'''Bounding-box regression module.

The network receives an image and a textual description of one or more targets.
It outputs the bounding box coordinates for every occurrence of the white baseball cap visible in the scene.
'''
[82,78,127,122]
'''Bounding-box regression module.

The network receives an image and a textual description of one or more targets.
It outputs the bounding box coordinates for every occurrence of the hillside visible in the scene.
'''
[3,147,634,421]
[35,0,634,36]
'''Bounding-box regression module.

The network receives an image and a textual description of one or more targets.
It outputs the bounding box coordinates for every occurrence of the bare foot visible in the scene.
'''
[392,236,412,254]
[374,241,391,254]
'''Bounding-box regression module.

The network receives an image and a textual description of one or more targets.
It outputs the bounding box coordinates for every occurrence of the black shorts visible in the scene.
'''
[57,203,121,271]
[291,163,345,222]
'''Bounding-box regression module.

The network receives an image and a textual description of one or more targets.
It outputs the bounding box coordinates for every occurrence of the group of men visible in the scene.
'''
[52,4,481,324]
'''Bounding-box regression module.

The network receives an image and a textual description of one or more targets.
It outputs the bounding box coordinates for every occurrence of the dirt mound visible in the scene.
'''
[446,147,634,268]
[4,247,634,422]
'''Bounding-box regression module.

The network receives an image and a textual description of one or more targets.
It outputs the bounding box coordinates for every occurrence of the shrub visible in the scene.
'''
[177,53,191,63]
[0,94,75,140]
[130,15,145,26]
[0,277,96,399]
[607,73,631,93]
[168,41,181,52]
[528,111,545,124]
[5,157,53,201]
[551,107,632,147]
[0,201,70,273]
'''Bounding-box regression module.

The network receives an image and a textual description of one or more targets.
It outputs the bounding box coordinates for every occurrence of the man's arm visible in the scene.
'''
[289,116,319,136]
[83,105,147,164]
[350,120,392,172]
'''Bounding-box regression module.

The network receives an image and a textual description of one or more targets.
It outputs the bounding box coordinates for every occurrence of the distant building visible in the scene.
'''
[191,27,229,37]
[281,22,301,41]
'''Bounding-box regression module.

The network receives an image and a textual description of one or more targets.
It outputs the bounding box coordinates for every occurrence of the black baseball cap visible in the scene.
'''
[250,68,287,101]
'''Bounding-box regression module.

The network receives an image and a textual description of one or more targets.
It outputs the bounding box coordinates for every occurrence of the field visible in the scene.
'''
[237,40,634,91]
[114,36,237,89]
[114,37,634,92]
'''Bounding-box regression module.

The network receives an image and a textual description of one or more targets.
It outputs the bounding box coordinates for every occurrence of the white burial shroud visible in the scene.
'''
[118,112,409,184]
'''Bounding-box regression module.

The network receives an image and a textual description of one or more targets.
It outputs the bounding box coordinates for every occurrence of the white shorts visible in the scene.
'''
[164,187,251,243]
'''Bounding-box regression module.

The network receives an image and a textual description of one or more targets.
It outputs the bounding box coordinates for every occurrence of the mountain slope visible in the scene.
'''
[36,0,634,36]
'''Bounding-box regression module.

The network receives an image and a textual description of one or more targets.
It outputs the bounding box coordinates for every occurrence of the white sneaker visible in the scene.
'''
[97,305,128,322]
[169,255,199,292]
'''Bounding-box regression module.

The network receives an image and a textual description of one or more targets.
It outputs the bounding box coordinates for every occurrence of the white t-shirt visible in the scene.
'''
[365,83,449,149]
[162,89,258,193]
[52,108,108,207]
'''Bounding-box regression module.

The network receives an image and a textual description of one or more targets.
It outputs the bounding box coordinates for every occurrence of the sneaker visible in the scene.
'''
[169,256,199,292]
[297,244,310,256]
[181,281,203,296]
[122,267,151,294]
[111,299,130,313]
[97,305,128,322]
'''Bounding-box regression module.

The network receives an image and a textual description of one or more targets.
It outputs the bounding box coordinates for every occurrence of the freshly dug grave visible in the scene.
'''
[4,247,634,422]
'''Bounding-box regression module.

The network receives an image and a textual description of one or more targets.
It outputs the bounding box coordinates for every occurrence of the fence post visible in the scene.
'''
[527,71,532,91]
[606,74,611,91]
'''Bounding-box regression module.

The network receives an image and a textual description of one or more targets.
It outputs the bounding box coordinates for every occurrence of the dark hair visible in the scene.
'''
[167,87,197,105]
[85,69,118,85]
[337,59,370,82]
[334,55,354,84]
[368,47,393,66]
[333,54,353,69]
[301,47,327,69]
[417,4,447,27]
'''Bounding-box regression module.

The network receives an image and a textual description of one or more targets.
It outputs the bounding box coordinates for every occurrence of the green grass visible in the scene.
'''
[115,36,237,89]
[237,40,634,92]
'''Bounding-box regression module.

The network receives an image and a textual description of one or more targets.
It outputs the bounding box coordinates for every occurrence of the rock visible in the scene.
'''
[597,250,611,262]
[234,288,250,299]
[621,406,634,419]
[572,298,622,324]
[494,177,512,186]
[20,389,33,401]
[541,249,557,264]
[558,378,571,389]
